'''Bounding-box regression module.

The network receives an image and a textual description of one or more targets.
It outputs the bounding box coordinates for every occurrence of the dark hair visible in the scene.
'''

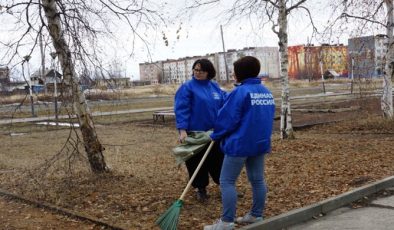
[233,56,261,82]
[192,59,216,80]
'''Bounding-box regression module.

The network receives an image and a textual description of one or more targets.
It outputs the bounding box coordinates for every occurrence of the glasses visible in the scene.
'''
[193,68,206,73]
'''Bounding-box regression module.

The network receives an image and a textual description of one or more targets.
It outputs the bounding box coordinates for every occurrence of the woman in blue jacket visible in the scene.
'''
[204,56,275,230]
[174,59,226,202]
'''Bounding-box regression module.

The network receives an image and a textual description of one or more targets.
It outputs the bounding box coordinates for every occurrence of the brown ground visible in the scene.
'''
[0,197,99,230]
[0,96,393,230]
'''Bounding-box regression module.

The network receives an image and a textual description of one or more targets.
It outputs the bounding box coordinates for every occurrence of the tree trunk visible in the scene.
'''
[42,0,108,173]
[382,0,394,118]
[278,0,295,139]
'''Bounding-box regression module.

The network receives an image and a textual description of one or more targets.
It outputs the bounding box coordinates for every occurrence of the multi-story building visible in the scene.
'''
[162,59,178,84]
[288,44,348,80]
[348,34,387,79]
[215,47,280,81]
[0,66,10,82]
[139,46,280,84]
[252,47,281,79]
[139,61,163,84]
[215,52,228,82]
[320,44,348,78]
[223,49,238,80]
[176,58,187,83]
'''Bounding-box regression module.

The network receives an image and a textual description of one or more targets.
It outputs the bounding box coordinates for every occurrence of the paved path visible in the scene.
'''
[0,106,173,125]
[241,176,394,230]
[289,188,394,230]
[0,90,383,126]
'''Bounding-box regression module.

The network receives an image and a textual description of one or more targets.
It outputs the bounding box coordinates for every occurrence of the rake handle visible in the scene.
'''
[179,141,215,201]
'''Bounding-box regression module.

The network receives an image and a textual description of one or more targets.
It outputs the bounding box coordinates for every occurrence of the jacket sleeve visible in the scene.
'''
[174,84,192,130]
[210,90,243,141]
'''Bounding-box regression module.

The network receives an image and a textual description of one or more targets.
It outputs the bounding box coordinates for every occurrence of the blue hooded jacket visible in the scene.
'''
[174,76,226,131]
[210,78,275,157]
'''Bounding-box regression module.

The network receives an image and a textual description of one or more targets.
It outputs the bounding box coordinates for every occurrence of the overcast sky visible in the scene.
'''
[0,0,383,80]
[115,0,382,80]
[116,0,341,79]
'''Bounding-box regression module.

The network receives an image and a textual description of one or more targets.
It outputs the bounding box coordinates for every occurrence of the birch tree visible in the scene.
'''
[186,0,316,139]
[383,0,394,118]
[0,0,164,173]
[328,0,394,118]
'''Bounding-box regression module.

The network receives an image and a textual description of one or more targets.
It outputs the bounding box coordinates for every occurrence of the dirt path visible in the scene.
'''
[0,196,100,230]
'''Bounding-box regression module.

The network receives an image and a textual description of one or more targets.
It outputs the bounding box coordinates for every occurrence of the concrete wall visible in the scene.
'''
[348,35,386,79]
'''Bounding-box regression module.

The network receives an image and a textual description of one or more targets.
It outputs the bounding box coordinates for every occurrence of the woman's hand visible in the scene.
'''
[179,129,187,143]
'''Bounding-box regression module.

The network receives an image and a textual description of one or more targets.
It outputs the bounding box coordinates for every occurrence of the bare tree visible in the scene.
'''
[108,58,125,79]
[383,0,394,118]
[0,0,165,173]
[327,0,393,118]
[185,0,316,139]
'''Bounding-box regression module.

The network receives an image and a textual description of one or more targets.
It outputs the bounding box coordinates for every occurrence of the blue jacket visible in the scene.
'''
[210,78,275,157]
[175,76,226,131]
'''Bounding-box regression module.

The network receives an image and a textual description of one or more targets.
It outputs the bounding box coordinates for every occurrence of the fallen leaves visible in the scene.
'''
[0,97,393,229]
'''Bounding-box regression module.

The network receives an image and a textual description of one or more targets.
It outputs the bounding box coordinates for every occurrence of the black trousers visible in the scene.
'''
[185,141,224,189]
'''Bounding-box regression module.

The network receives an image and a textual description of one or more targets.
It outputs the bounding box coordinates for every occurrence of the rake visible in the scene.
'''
[156,141,215,230]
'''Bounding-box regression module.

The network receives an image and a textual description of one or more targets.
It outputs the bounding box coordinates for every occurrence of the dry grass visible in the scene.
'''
[0,84,180,105]
[0,82,392,229]
[0,94,27,105]
[0,97,394,229]
[84,84,179,100]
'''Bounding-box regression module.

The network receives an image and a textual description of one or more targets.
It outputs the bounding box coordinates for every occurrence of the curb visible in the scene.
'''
[0,189,127,230]
[241,175,394,230]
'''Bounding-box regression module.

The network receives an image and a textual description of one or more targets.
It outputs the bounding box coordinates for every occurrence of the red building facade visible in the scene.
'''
[288,44,348,80]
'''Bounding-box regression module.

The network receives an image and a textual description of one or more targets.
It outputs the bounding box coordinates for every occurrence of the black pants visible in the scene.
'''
[185,141,224,189]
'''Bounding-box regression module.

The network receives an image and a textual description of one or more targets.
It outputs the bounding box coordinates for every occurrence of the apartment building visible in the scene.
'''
[139,46,280,84]
[288,44,348,80]
[162,59,178,84]
[139,61,163,84]
[348,34,387,79]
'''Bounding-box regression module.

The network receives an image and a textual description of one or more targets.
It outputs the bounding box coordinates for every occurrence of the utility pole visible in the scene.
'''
[220,25,229,83]
[39,33,46,94]
[351,56,354,94]
[23,55,36,117]
[50,52,59,124]
[39,4,46,94]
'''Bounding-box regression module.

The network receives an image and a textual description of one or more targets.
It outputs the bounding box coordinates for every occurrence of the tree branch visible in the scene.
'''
[298,6,318,37]
[186,0,220,9]
[286,0,307,13]
[341,12,386,27]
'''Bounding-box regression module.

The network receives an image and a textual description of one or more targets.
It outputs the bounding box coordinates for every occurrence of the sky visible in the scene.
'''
[0,0,381,81]
[112,0,341,80]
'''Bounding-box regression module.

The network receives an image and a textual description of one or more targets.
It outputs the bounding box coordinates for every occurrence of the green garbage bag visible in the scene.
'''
[172,131,213,165]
